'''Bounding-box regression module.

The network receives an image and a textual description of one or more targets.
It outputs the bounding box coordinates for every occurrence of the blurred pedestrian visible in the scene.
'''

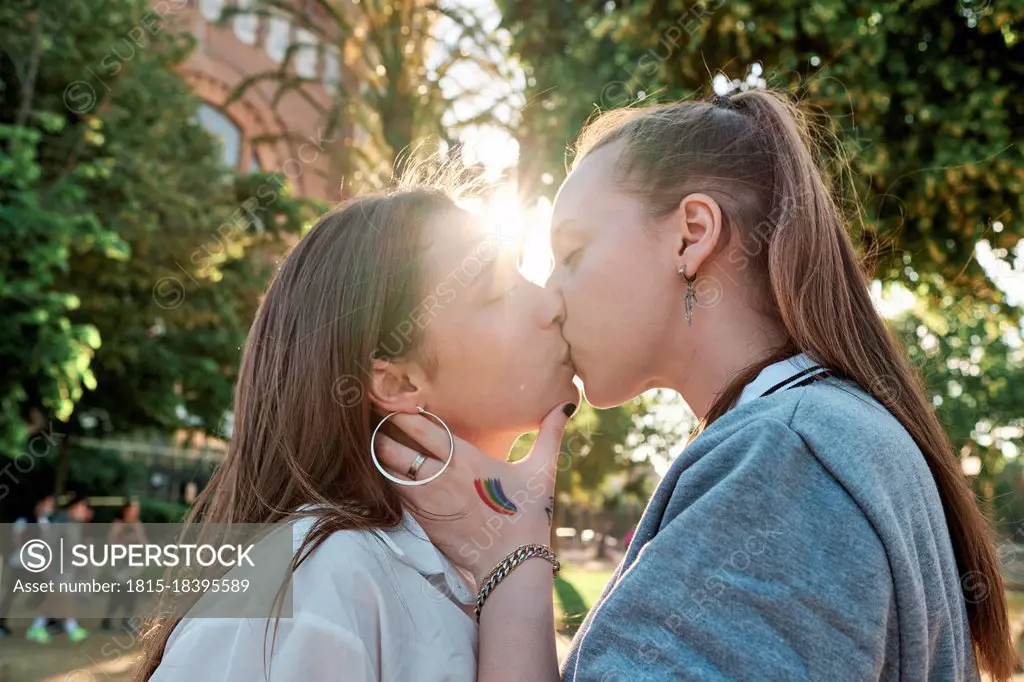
[102,499,147,633]
[37,495,91,643]
[0,492,55,638]
[622,526,635,550]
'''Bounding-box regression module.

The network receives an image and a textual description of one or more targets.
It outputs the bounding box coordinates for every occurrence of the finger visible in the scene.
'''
[524,401,576,465]
[377,434,442,481]
[382,464,425,494]
[375,433,419,472]
[389,412,456,462]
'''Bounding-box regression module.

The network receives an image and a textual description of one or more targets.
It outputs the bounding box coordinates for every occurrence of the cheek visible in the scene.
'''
[563,231,674,403]
[569,235,666,333]
[427,315,519,399]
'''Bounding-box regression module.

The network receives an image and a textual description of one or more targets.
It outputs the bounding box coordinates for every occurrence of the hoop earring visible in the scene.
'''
[678,265,697,326]
[370,406,454,487]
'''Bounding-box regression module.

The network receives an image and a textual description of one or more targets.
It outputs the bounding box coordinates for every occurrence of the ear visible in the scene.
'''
[367,357,427,415]
[673,193,723,278]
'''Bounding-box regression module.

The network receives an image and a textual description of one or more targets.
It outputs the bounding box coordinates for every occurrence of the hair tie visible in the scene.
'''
[710,93,734,109]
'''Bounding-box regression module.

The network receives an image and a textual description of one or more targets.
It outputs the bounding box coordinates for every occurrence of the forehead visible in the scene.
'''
[419,208,502,281]
[553,142,652,241]
[553,142,626,220]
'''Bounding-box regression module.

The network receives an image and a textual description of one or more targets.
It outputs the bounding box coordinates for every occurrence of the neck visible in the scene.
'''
[661,302,788,420]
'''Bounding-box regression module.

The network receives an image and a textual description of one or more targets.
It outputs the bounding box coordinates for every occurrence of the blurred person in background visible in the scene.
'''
[102,499,147,634]
[35,494,92,643]
[0,492,55,638]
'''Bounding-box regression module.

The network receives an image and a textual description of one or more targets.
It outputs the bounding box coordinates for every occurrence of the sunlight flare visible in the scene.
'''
[459,186,555,286]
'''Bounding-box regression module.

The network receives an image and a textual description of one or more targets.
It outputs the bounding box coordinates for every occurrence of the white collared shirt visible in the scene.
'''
[152,509,478,681]
[732,352,831,411]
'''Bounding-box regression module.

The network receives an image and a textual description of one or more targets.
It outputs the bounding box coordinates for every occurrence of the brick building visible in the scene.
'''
[168,0,350,201]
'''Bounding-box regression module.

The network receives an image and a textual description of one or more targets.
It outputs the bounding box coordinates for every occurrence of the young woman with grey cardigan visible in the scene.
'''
[376,90,1015,681]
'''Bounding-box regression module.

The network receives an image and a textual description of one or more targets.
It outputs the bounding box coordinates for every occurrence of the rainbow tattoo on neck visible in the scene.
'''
[474,478,518,516]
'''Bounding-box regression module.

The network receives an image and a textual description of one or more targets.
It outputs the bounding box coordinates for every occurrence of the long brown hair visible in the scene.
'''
[135,184,468,679]
[573,89,1016,680]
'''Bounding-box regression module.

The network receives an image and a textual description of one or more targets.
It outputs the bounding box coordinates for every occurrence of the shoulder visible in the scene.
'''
[686,378,932,507]
[659,389,899,606]
[568,396,897,679]
[660,383,906,561]
[672,378,946,572]
[287,516,398,600]
[785,378,917,450]
[669,412,879,539]
[159,612,378,681]
[163,518,399,661]
[784,379,942,526]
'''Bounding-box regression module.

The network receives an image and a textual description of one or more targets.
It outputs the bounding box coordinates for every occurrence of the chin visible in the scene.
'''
[531,379,581,424]
[496,389,576,435]
[579,375,632,410]
[574,355,639,408]
[580,386,611,409]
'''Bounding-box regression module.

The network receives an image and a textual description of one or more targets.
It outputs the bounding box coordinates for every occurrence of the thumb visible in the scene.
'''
[525,401,577,466]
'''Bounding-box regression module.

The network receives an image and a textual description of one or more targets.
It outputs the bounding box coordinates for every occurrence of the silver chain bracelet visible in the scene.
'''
[474,543,560,623]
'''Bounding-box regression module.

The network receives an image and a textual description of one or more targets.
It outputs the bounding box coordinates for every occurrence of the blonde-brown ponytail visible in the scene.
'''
[574,89,1016,680]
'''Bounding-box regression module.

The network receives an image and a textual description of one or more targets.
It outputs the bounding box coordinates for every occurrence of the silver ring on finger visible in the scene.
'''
[406,454,427,480]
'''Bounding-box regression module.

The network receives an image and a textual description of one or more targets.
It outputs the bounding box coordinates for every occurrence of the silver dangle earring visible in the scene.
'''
[679,265,697,326]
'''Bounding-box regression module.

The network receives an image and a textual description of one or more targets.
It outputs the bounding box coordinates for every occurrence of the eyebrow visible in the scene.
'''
[436,233,499,287]
[551,218,579,242]
[468,257,499,286]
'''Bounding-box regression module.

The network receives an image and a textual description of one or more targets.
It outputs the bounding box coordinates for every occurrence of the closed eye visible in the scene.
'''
[486,283,519,304]
[560,248,581,268]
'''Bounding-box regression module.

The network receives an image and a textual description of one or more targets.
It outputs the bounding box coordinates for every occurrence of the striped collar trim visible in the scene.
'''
[732,353,832,411]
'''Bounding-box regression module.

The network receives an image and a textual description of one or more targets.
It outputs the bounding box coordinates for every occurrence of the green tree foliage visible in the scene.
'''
[0,1,316,472]
[891,290,1024,499]
[495,0,631,201]
[499,0,1024,303]
[498,0,1024,501]
[0,122,124,457]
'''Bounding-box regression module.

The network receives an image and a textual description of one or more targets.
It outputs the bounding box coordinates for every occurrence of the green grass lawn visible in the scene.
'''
[553,563,616,635]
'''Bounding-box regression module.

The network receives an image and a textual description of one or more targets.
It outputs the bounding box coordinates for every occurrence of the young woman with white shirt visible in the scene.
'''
[137,183,579,680]
[375,90,1017,681]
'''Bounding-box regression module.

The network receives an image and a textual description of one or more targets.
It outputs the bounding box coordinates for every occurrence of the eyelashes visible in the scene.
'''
[560,248,581,268]
[485,255,524,304]
[486,282,520,305]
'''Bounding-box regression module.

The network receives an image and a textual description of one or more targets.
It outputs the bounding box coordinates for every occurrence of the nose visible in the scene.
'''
[544,260,563,295]
[537,282,566,329]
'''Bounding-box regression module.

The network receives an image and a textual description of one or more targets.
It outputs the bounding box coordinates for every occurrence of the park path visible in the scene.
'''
[2,617,1023,681]
[1,623,138,682]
